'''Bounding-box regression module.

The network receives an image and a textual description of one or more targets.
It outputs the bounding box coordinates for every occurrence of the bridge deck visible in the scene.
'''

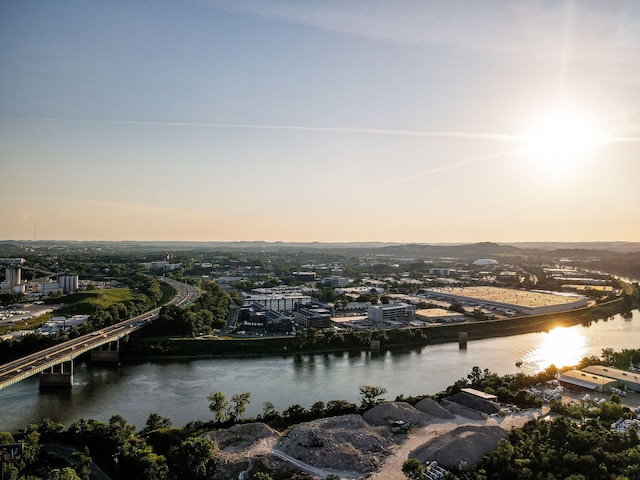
[0,278,196,390]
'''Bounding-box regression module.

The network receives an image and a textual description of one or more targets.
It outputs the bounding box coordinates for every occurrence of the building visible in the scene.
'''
[0,258,25,265]
[461,388,498,402]
[324,276,350,287]
[294,305,332,329]
[423,286,587,316]
[294,271,317,282]
[558,370,618,393]
[582,365,640,392]
[242,292,311,312]
[472,258,499,266]
[233,304,294,333]
[429,268,452,277]
[367,302,415,324]
[415,308,465,323]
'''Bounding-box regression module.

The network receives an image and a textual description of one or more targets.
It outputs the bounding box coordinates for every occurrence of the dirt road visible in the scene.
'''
[367,410,541,480]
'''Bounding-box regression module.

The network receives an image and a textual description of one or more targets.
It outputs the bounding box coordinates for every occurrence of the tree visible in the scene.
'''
[283,404,307,422]
[207,392,229,423]
[141,413,173,434]
[72,447,92,480]
[169,437,214,480]
[229,392,251,421]
[402,458,424,479]
[46,468,82,480]
[359,385,387,410]
[261,401,278,420]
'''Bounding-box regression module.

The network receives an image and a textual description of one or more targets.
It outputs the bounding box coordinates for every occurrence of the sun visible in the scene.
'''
[524,105,608,174]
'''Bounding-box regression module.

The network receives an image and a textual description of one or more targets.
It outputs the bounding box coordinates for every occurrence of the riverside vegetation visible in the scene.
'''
[2,349,639,480]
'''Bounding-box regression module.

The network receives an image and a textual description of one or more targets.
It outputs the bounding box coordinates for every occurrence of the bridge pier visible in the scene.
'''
[40,361,74,388]
[90,340,120,362]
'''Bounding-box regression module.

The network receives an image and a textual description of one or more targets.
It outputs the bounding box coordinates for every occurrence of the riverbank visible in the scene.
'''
[121,298,629,361]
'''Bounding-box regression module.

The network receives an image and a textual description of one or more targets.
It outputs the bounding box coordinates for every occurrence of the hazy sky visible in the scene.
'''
[1,0,639,243]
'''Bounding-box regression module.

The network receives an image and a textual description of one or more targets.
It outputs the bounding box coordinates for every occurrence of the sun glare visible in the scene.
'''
[524,326,587,371]
[524,106,608,176]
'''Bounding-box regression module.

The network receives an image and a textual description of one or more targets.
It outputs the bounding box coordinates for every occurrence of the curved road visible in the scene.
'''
[0,277,197,390]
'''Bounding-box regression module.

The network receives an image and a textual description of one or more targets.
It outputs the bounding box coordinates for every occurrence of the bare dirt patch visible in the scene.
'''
[362,401,432,427]
[277,414,395,476]
[409,425,507,471]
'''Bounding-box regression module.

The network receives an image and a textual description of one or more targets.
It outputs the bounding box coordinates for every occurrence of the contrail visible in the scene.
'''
[17,116,526,142]
[372,148,525,187]
[13,116,640,142]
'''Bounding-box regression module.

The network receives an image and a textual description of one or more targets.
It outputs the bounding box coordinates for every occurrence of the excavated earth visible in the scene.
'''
[409,425,508,471]
[276,414,395,476]
[202,399,537,479]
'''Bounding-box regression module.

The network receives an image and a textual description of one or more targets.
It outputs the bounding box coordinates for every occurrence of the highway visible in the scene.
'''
[0,277,197,390]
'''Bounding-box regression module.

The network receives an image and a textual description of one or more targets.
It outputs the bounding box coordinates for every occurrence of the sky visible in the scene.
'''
[1,0,639,243]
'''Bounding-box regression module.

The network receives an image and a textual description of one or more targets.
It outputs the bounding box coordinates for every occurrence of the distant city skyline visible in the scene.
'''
[1,1,639,243]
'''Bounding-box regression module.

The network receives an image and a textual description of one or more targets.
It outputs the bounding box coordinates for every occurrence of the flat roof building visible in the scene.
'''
[423,286,587,316]
[368,302,415,324]
[582,365,640,392]
[558,370,618,393]
[242,293,312,312]
[415,308,465,323]
[461,388,498,402]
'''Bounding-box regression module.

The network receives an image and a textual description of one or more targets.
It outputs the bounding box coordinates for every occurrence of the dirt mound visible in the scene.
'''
[207,422,280,452]
[446,391,501,415]
[362,401,432,427]
[410,425,507,471]
[441,399,486,420]
[277,414,394,475]
[414,398,456,419]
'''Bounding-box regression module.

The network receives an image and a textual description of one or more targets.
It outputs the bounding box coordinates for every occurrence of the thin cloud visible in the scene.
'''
[17,116,525,142]
[197,0,640,82]
[14,116,640,143]
[372,149,524,188]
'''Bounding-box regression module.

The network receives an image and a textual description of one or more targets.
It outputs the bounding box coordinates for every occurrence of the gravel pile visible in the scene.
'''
[207,422,280,452]
[440,399,486,420]
[445,391,501,415]
[362,401,432,427]
[409,425,507,471]
[414,398,456,419]
[277,414,394,475]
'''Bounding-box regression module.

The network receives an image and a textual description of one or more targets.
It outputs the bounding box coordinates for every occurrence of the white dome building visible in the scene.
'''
[472,258,499,266]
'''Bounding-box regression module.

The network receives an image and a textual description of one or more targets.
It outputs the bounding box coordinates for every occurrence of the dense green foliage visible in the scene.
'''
[0,275,164,364]
[141,281,230,337]
[472,417,640,479]
[431,365,547,409]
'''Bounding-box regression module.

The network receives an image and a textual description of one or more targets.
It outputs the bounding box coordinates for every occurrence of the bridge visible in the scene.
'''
[0,277,197,390]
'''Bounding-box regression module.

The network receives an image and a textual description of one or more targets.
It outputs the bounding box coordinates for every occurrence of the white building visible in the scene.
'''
[368,302,415,324]
[242,293,311,311]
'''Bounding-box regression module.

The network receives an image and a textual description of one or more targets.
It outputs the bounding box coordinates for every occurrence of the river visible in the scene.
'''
[0,310,638,432]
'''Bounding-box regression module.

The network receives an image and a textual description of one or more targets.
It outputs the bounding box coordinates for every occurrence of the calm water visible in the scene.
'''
[0,310,638,432]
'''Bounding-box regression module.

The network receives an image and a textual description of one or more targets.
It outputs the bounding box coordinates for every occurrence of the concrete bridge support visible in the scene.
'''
[90,340,120,362]
[40,361,73,388]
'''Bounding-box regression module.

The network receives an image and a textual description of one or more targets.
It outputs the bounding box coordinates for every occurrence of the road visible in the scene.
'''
[0,277,197,390]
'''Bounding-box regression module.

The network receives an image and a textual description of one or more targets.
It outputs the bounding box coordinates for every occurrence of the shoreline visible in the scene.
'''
[121,299,632,362]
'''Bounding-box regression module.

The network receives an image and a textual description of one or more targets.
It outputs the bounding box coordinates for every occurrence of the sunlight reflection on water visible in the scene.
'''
[522,326,588,370]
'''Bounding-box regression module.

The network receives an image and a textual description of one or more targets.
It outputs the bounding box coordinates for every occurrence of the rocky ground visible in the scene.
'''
[204,398,542,480]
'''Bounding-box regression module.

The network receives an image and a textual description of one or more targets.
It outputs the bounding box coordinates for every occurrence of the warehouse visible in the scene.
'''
[415,308,465,324]
[558,370,618,393]
[582,365,640,392]
[422,286,587,316]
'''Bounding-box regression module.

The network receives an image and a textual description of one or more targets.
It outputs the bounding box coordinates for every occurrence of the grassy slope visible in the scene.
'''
[1,288,142,334]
